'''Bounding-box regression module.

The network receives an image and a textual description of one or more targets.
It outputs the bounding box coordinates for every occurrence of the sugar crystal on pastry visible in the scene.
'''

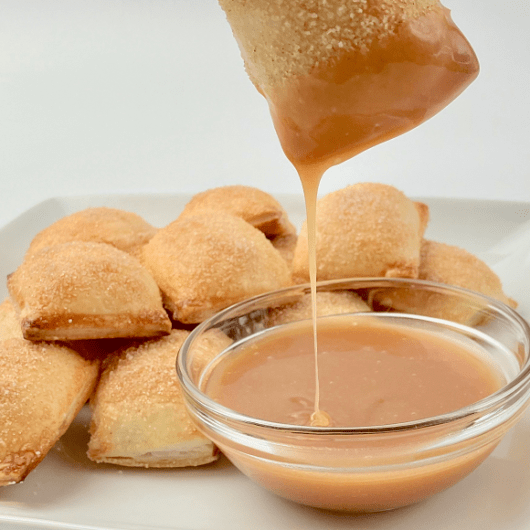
[0,298,23,341]
[179,185,296,238]
[268,290,371,327]
[291,183,429,282]
[87,330,219,468]
[0,338,99,485]
[141,212,292,324]
[371,239,518,324]
[8,241,171,341]
[179,185,298,266]
[26,207,157,260]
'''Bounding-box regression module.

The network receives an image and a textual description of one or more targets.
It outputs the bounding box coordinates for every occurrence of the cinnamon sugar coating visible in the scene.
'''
[179,185,296,238]
[372,239,517,324]
[141,212,292,324]
[0,298,23,341]
[8,241,171,341]
[88,330,220,467]
[0,338,99,485]
[218,0,440,90]
[27,207,157,260]
[268,290,370,327]
[179,185,298,266]
[291,183,429,282]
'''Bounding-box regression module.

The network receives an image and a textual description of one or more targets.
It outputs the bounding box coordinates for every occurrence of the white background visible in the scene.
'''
[1,0,529,228]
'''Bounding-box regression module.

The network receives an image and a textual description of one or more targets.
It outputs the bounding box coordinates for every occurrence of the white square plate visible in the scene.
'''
[1,193,529,530]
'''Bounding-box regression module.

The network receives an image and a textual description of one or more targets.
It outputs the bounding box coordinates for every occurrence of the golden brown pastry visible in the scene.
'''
[179,185,295,238]
[0,338,99,485]
[26,207,157,259]
[8,241,171,341]
[179,185,298,266]
[291,183,429,282]
[219,0,441,94]
[87,330,218,467]
[141,212,292,324]
[371,239,517,324]
[268,290,370,327]
[0,298,23,341]
[187,328,233,385]
[217,1,479,167]
[269,232,298,268]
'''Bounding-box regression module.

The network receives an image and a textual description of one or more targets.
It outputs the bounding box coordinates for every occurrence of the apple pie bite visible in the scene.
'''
[141,212,292,324]
[291,183,429,282]
[180,185,298,267]
[26,207,158,260]
[0,337,99,486]
[371,239,517,324]
[179,185,296,239]
[268,290,371,327]
[179,185,298,266]
[87,330,219,468]
[8,241,171,341]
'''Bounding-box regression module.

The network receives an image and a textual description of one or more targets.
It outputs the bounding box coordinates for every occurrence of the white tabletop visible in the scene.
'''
[1,0,529,229]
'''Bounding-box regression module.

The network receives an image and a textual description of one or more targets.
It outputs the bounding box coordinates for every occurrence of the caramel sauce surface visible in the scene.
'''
[204,317,503,427]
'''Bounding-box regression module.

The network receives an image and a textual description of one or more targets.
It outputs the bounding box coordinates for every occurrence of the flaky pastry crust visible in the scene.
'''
[141,212,292,324]
[26,207,157,260]
[291,183,429,283]
[8,241,171,341]
[268,290,371,327]
[0,298,23,341]
[179,185,298,267]
[87,330,218,467]
[179,185,296,239]
[0,338,99,485]
[218,0,440,91]
[372,239,517,324]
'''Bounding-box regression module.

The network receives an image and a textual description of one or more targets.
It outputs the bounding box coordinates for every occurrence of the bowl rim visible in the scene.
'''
[177,277,530,435]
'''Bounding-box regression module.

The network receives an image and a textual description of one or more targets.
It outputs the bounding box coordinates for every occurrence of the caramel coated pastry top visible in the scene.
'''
[268,290,370,327]
[372,239,517,325]
[0,298,23,341]
[179,185,297,239]
[26,207,158,260]
[218,0,440,90]
[0,338,99,486]
[8,241,172,341]
[291,183,429,282]
[87,330,218,468]
[141,212,292,324]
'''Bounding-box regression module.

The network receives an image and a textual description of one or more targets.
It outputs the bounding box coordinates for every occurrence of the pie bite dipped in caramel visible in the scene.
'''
[26,207,158,260]
[141,212,292,324]
[8,241,171,341]
[217,0,479,171]
[87,330,218,468]
[291,183,429,283]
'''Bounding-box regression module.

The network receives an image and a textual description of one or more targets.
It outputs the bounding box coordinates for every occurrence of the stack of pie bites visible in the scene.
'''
[0,183,517,486]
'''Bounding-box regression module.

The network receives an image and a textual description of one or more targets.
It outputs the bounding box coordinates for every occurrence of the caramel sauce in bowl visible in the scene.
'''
[177,279,530,513]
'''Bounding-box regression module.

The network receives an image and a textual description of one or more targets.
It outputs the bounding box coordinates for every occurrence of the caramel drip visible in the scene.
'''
[278,8,479,427]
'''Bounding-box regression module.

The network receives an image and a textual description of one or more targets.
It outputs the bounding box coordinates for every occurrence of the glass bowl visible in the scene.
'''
[177,278,530,513]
